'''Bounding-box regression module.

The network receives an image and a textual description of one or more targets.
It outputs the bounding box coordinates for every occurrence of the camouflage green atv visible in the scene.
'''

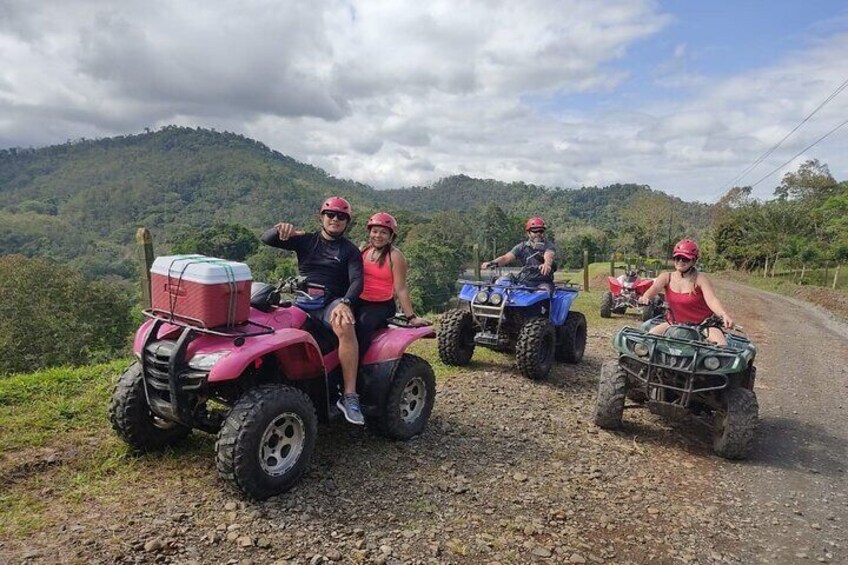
[593,315,758,459]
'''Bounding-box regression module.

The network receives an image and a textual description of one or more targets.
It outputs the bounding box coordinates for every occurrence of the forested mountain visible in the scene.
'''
[0,126,711,279]
[0,127,376,277]
[382,176,711,235]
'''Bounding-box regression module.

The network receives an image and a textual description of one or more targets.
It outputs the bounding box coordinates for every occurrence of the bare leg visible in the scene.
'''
[649,322,670,335]
[705,327,727,346]
[333,320,359,394]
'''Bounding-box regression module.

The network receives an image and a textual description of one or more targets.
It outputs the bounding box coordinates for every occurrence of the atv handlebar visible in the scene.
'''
[699,314,743,333]
[275,276,327,298]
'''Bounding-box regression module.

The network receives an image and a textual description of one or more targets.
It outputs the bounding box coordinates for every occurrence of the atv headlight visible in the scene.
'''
[633,342,649,357]
[188,351,230,371]
[475,290,489,304]
[703,356,721,370]
[489,292,503,306]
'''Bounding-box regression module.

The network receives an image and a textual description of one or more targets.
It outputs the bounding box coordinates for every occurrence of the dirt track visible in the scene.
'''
[2,280,847,564]
[710,281,848,564]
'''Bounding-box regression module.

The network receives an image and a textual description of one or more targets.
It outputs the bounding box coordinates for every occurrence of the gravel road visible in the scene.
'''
[2,280,846,564]
[711,281,848,565]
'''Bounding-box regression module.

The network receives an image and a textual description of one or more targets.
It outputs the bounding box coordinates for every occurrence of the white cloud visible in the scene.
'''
[1,0,848,202]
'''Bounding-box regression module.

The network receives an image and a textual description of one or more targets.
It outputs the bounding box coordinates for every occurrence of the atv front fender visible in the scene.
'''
[607,277,622,294]
[550,288,579,326]
[209,329,325,382]
[634,279,653,294]
[133,319,182,356]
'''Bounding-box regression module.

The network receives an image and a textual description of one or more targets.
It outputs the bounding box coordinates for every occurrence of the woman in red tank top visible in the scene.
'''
[355,213,432,355]
[639,239,734,346]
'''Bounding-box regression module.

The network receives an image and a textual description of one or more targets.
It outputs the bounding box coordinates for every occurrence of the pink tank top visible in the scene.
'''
[664,284,713,325]
[360,248,394,302]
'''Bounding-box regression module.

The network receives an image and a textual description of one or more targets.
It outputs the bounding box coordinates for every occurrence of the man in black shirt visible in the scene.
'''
[261,196,365,425]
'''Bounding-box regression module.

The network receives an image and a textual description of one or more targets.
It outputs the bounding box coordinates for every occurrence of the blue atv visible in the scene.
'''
[438,264,587,380]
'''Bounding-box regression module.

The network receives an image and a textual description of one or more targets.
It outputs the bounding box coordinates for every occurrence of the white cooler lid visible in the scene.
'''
[151,255,252,284]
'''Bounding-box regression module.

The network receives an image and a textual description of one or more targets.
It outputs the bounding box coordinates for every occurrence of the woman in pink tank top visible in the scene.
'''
[355,213,432,355]
[639,239,734,346]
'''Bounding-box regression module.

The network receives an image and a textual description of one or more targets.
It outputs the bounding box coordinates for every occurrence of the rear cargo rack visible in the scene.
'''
[143,308,275,338]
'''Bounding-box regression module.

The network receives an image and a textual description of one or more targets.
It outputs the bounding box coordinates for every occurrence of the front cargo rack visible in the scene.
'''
[143,308,275,338]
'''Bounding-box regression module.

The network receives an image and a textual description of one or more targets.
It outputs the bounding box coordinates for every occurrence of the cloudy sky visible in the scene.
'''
[2,0,848,202]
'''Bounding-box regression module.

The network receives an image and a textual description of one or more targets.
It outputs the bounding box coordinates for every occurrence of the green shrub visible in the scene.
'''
[0,255,134,375]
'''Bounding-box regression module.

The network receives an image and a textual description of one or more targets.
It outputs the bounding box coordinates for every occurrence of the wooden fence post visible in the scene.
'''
[609,255,615,277]
[473,243,480,280]
[833,264,841,289]
[137,227,154,308]
[583,249,589,291]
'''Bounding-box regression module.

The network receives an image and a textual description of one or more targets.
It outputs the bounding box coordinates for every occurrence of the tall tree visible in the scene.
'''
[774,159,838,203]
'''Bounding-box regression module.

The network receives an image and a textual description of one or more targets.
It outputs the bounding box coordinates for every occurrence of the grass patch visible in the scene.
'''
[718,269,848,296]
[0,491,48,536]
[716,270,848,321]
[0,358,217,537]
[0,360,130,452]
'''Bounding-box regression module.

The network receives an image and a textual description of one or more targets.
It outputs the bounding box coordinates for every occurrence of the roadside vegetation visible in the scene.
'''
[0,360,214,537]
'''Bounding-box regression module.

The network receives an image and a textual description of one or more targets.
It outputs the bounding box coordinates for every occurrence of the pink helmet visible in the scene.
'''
[673,239,700,260]
[525,217,546,232]
[367,212,398,234]
[320,196,352,218]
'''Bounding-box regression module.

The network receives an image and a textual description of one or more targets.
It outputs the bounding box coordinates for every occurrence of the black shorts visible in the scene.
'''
[355,299,396,355]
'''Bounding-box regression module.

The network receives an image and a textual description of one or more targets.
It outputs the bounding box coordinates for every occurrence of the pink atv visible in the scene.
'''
[109,277,436,500]
[600,268,663,321]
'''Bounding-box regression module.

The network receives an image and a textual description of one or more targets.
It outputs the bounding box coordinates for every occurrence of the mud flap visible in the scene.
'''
[357,359,399,417]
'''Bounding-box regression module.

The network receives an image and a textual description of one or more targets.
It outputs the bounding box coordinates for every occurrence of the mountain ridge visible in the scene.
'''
[0,126,711,277]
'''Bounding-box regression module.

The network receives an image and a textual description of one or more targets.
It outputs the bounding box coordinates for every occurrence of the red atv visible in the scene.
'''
[109,275,436,500]
[600,268,663,321]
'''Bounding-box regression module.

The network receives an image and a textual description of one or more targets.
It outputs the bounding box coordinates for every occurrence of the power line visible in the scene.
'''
[719,77,848,192]
[749,118,848,188]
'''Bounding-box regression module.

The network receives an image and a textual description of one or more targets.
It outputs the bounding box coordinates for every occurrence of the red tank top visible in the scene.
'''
[360,248,394,302]
[664,283,713,325]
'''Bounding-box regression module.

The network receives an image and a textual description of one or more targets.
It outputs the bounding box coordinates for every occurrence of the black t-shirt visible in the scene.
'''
[261,228,364,302]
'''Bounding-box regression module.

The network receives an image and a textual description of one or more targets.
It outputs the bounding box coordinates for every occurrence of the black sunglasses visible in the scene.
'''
[673,255,693,263]
[322,211,350,221]
[529,228,545,234]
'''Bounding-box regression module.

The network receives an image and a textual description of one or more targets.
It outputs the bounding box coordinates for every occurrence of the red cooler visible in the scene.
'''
[151,255,253,328]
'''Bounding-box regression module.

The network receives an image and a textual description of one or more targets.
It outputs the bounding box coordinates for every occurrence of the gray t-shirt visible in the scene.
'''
[510,240,556,283]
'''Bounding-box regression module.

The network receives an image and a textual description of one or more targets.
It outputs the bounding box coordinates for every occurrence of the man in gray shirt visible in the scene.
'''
[482,217,556,289]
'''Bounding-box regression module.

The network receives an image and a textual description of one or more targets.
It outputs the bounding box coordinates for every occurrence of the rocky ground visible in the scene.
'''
[2,281,846,564]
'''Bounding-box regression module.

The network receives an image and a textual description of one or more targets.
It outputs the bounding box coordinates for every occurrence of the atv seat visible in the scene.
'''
[250,282,280,312]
